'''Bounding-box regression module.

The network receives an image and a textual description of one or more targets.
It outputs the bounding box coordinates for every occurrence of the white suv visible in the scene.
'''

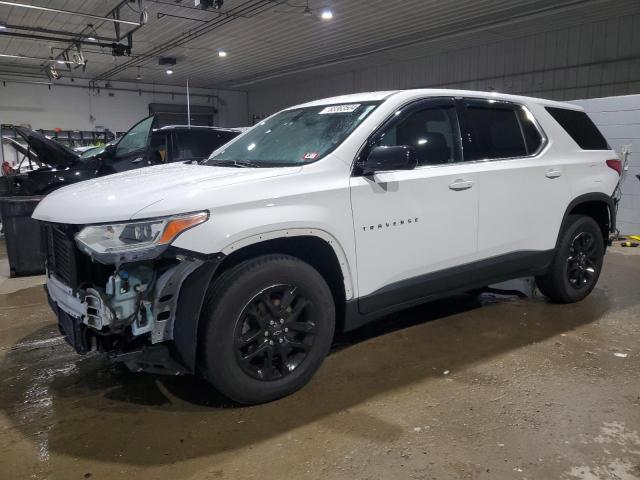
[34,89,621,404]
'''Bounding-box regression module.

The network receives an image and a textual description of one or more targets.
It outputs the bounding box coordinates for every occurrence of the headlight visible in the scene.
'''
[75,212,208,262]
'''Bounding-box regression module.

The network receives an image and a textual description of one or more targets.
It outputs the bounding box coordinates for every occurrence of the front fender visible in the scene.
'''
[219,228,355,300]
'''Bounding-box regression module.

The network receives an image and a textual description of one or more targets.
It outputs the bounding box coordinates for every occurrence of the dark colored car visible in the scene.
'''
[1,116,241,196]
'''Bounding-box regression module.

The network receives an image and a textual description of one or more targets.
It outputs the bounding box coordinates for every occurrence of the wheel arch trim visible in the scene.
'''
[558,192,615,248]
[220,228,355,300]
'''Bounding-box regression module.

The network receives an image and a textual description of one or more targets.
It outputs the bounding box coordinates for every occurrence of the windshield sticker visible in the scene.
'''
[303,152,319,161]
[319,104,361,114]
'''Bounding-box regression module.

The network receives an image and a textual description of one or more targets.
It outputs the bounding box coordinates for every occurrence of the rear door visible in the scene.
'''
[458,98,570,263]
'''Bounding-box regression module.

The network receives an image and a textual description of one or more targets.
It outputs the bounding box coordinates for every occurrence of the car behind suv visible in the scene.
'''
[3,118,240,195]
[33,89,621,404]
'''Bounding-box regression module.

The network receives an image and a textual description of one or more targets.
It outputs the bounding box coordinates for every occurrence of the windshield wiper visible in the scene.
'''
[206,159,262,168]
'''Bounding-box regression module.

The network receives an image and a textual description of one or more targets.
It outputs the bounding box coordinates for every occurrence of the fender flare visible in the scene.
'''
[171,229,356,373]
[220,228,355,300]
[556,192,615,248]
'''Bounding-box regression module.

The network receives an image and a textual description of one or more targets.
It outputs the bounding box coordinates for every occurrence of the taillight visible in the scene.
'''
[606,159,622,175]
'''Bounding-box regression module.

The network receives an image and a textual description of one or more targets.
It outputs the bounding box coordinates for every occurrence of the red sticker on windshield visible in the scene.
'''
[303,152,319,160]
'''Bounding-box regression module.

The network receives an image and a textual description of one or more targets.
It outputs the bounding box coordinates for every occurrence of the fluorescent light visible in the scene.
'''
[87,36,96,41]
[165,69,173,75]
[218,50,227,58]
[56,60,65,64]
[0,23,7,29]
[321,9,333,20]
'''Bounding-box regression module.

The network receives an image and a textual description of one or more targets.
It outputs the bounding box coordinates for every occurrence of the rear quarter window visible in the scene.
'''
[545,107,609,150]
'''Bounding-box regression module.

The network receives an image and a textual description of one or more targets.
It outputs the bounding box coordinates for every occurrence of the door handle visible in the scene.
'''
[131,157,145,164]
[449,179,474,191]
[545,169,562,179]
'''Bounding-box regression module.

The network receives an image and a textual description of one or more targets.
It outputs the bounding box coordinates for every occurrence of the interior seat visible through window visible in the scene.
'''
[379,106,461,165]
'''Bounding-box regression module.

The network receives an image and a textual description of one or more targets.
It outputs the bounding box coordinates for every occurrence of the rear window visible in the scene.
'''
[545,107,609,150]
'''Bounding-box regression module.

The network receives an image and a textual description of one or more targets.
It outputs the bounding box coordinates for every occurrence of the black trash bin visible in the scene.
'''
[0,195,45,277]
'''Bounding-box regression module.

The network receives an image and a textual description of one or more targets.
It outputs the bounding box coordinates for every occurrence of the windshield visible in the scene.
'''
[206,102,379,167]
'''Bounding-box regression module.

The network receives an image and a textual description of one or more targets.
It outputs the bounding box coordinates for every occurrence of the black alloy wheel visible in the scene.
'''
[234,284,316,381]
[566,232,599,289]
[199,254,335,404]
[536,214,604,303]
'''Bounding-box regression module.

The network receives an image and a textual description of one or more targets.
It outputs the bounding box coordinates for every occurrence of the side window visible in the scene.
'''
[377,106,461,165]
[464,105,527,160]
[516,106,544,155]
[149,133,168,163]
[545,107,609,150]
[174,130,238,161]
[115,116,154,158]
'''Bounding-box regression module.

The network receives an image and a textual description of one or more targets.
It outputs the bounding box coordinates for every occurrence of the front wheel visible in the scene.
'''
[199,254,335,404]
[536,214,605,303]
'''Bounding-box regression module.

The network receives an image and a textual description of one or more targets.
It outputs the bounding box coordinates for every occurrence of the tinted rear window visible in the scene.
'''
[545,107,609,150]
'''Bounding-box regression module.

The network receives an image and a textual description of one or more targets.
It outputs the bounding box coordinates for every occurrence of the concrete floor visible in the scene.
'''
[0,244,638,480]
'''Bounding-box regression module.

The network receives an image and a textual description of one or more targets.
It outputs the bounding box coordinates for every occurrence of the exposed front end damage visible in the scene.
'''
[42,223,220,375]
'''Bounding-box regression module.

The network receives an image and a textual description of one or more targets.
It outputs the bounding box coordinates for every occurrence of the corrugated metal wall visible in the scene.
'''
[572,95,640,234]
[247,13,640,117]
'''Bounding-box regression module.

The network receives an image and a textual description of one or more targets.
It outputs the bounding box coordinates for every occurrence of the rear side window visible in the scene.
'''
[465,105,527,160]
[515,106,544,155]
[174,130,239,161]
[545,107,609,150]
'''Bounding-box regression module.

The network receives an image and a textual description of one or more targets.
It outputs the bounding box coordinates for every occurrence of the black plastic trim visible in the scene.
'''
[558,193,616,247]
[171,257,222,372]
[344,249,554,331]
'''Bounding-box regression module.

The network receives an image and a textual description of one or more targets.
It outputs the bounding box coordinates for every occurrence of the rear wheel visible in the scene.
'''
[199,254,335,404]
[536,215,604,303]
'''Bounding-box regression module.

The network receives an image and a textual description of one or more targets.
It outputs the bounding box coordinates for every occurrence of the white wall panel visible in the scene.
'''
[573,95,640,234]
[0,80,248,133]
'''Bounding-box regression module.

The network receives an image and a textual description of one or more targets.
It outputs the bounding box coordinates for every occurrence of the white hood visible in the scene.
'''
[33,162,301,224]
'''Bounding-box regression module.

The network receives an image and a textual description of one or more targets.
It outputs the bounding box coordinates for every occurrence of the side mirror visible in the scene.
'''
[362,145,418,175]
[103,144,116,157]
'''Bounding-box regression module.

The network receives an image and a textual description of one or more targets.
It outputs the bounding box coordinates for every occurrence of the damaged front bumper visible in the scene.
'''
[45,251,221,375]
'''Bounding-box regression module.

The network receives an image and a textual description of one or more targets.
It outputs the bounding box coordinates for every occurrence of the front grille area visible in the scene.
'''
[41,223,115,290]
[42,223,78,287]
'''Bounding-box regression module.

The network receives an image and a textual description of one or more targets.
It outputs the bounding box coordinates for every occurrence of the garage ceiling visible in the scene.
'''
[0,0,638,89]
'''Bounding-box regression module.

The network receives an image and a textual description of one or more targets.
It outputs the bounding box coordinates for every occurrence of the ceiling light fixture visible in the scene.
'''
[218,50,227,58]
[320,9,333,20]
[0,22,7,29]
[165,69,173,75]
[87,36,96,41]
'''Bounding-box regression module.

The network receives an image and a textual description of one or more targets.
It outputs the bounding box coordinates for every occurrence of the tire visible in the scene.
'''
[199,254,335,404]
[536,215,605,303]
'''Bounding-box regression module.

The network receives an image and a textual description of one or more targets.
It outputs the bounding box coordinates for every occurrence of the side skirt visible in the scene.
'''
[344,249,554,331]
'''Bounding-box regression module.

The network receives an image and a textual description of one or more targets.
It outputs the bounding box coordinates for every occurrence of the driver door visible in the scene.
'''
[349,98,479,314]
[100,115,157,174]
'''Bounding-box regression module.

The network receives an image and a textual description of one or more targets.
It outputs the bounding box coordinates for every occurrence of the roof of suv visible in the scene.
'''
[293,89,582,111]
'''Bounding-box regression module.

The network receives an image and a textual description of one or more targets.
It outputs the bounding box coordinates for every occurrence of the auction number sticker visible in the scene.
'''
[319,104,361,114]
